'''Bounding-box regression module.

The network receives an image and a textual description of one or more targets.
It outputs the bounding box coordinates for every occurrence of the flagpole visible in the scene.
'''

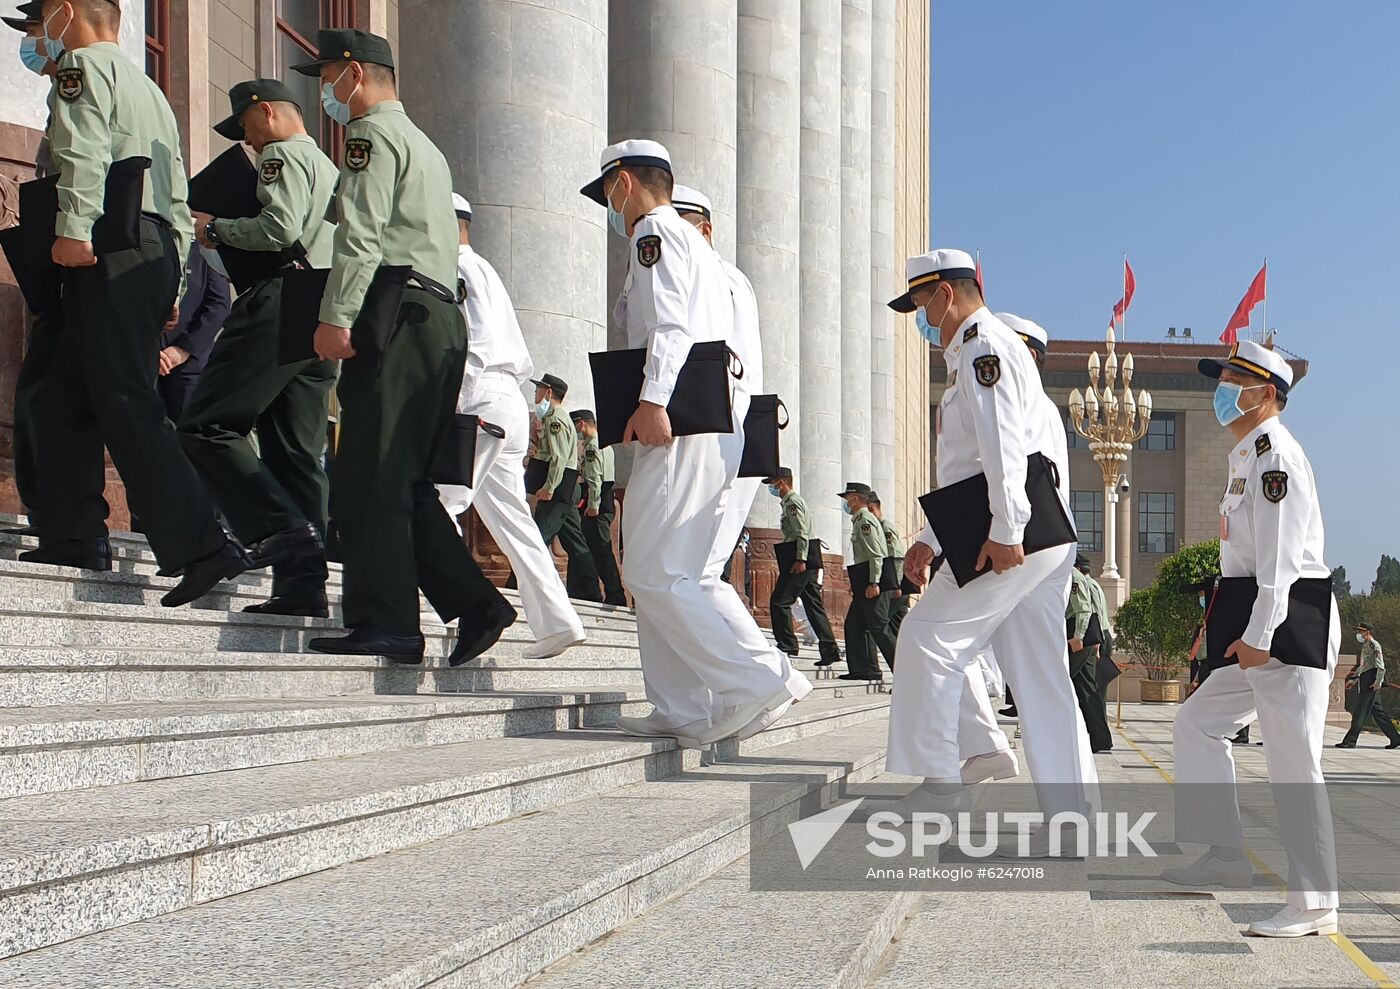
[1260,257,1268,344]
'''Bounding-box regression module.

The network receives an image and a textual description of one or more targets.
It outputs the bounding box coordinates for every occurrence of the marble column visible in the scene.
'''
[400,0,608,407]
[839,0,872,492]
[869,0,897,507]
[798,0,844,551]
[737,0,801,528]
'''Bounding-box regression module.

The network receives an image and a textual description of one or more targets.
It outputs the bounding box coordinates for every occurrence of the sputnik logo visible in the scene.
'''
[787,799,865,870]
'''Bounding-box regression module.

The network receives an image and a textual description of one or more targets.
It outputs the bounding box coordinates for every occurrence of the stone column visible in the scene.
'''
[868,0,897,506]
[839,0,872,491]
[737,0,801,528]
[400,0,608,408]
[798,0,843,551]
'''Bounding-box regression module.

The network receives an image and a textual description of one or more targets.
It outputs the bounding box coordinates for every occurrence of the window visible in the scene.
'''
[276,0,355,153]
[1138,492,1176,554]
[1065,414,1087,449]
[1071,491,1103,552]
[144,0,170,93]
[1138,413,1176,451]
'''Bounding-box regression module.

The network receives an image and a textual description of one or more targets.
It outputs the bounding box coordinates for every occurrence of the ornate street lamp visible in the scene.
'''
[1068,327,1152,597]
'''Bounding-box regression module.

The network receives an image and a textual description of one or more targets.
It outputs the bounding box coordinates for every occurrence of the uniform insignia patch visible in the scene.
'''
[1255,434,1272,456]
[585,448,597,460]
[1261,470,1288,503]
[787,504,800,515]
[549,420,562,433]
[56,68,84,103]
[1229,477,1247,495]
[260,159,284,184]
[637,234,662,268]
[861,523,873,533]
[963,325,979,343]
[972,354,1001,387]
[344,138,372,172]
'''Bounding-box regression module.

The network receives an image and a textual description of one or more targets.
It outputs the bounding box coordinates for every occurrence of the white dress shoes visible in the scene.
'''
[1161,851,1253,889]
[961,749,1020,785]
[521,629,587,660]
[1246,906,1339,937]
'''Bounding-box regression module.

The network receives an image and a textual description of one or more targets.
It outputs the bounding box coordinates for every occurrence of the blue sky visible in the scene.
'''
[930,0,1400,588]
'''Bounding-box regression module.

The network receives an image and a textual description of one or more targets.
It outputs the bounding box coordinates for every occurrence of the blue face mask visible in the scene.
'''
[320,65,356,126]
[768,485,781,498]
[606,177,630,238]
[1212,381,1267,427]
[535,399,552,419]
[41,7,67,62]
[20,36,47,75]
[841,501,853,516]
[915,308,939,345]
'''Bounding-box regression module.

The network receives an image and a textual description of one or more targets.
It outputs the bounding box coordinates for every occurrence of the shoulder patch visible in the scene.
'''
[963,324,979,343]
[861,522,874,533]
[972,353,1001,387]
[56,67,84,103]
[1228,477,1247,495]
[549,419,562,433]
[585,447,597,460]
[1261,470,1288,503]
[344,138,372,172]
[786,503,800,515]
[1255,434,1272,456]
[259,158,284,184]
[637,234,662,268]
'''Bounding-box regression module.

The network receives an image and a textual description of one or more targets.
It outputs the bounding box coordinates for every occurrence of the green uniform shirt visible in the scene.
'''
[213,134,337,267]
[880,517,905,559]
[780,492,811,560]
[1068,568,1095,641]
[851,506,885,584]
[1359,638,1386,680]
[538,406,578,493]
[581,436,614,512]
[319,100,457,327]
[1085,573,1111,634]
[48,42,193,254]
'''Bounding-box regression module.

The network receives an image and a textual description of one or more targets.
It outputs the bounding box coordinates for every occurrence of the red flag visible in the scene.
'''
[1110,259,1136,328]
[1221,263,1267,344]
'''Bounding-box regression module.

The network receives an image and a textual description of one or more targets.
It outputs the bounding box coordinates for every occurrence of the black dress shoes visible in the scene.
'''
[308,627,425,665]
[837,672,882,681]
[448,603,519,667]
[160,541,255,607]
[813,656,839,668]
[244,594,330,618]
[1333,741,1357,748]
[19,538,113,572]
[248,522,324,570]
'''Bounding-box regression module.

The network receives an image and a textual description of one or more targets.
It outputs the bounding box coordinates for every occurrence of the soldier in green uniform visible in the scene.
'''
[1336,622,1400,748]
[1067,554,1113,752]
[293,29,514,664]
[177,79,338,618]
[868,493,910,637]
[570,409,626,606]
[765,468,841,666]
[29,0,250,604]
[840,482,897,681]
[528,374,601,603]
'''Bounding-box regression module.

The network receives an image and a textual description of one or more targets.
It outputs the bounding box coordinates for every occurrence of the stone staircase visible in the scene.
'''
[0,523,900,987]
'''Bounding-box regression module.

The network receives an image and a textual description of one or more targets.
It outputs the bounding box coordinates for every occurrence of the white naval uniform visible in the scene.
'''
[620,206,808,727]
[1173,419,1338,911]
[436,244,584,642]
[886,309,1094,816]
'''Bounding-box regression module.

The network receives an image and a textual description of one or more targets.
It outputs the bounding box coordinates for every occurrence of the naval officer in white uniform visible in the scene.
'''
[580,141,810,748]
[435,194,587,660]
[1164,340,1339,938]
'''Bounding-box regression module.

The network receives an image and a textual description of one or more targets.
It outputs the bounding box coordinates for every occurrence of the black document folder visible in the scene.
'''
[589,340,736,448]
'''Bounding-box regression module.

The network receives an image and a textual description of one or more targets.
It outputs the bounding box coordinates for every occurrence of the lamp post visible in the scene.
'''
[1068,327,1152,609]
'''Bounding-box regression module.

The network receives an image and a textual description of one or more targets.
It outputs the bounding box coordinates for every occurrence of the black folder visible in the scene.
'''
[878,558,900,593]
[899,575,922,596]
[0,156,150,315]
[581,479,616,516]
[188,145,306,294]
[429,414,506,488]
[917,453,1076,587]
[738,394,787,478]
[1096,654,1122,691]
[774,539,823,573]
[1204,575,1333,673]
[277,265,411,363]
[847,560,893,594]
[589,340,736,449]
[524,459,579,504]
[1067,612,1105,649]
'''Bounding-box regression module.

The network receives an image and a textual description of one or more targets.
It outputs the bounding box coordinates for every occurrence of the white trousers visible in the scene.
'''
[436,379,583,641]
[1172,600,1340,910]
[977,648,1006,699]
[623,406,798,727]
[887,543,1096,816]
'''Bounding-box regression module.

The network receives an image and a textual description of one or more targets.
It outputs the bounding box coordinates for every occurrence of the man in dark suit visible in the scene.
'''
[158,246,232,421]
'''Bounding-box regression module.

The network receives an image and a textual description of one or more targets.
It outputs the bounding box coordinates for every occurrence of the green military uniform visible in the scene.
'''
[178,80,340,607]
[292,30,507,636]
[36,37,231,570]
[1068,567,1113,751]
[879,516,910,636]
[1340,631,1400,747]
[844,500,897,679]
[575,431,625,605]
[531,403,601,602]
[769,488,841,664]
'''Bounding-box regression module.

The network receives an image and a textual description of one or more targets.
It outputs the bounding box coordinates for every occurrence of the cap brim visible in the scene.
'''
[290,57,332,76]
[2,16,36,29]
[212,112,245,142]
[579,173,608,206]
[888,291,916,314]
[1197,358,1227,380]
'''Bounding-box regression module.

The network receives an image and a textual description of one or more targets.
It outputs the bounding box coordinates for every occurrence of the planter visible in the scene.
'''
[1140,678,1185,704]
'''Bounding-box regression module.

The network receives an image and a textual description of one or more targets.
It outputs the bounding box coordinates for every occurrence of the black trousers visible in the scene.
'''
[178,277,335,599]
[536,498,601,602]
[35,220,226,569]
[845,588,897,677]
[1341,670,1400,745]
[1070,646,1114,751]
[12,310,57,534]
[579,510,625,603]
[332,288,506,635]
[770,567,841,663]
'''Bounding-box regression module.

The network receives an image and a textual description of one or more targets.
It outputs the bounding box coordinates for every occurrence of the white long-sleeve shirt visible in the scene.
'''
[721,258,763,397]
[456,243,534,405]
[1219,419,1328,652]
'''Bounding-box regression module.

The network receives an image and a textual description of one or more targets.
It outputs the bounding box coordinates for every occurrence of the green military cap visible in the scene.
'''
[838,481,873,499]
[1358,622,1375,633]
[291,28,395,75]
[762,467,793,485]
[2,1,44,31]
[569,409,596,424]
[213,79,301,141]
[531,373,569,398]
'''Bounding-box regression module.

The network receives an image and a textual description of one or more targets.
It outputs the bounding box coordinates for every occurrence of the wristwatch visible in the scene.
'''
[204,219,222,247]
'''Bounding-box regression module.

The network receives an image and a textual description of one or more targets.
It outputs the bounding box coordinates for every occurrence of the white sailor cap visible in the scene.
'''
[1198,339,1294,396]
[672,184,712,220]
[451,193,472,221]
[580,139,673,206]
[995,313,1049,356]
[888,249,979,313]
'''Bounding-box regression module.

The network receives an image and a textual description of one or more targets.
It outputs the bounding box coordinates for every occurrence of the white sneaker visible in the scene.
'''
[615,711,681,738]
[1161,850,1253,889]
[961,749,1020,785]
[521,629,587,660]
[1246,906,1338,937]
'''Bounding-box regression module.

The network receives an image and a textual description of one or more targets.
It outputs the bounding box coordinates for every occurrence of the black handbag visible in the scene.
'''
[589,340,738,448]
[1204,575,1334,673]
[774,539,824,573]
[429,414,506,487]
[0,155,150,315]
[917,453,1076,587]
[187,145,306,294]
[738,394,787,478]
[277,265,412,363]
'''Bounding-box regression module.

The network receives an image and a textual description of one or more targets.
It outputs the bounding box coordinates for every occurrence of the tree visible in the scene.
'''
[1374,555,1400,597]
[1113,540,1221,681]
[1332,566,1352,600]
